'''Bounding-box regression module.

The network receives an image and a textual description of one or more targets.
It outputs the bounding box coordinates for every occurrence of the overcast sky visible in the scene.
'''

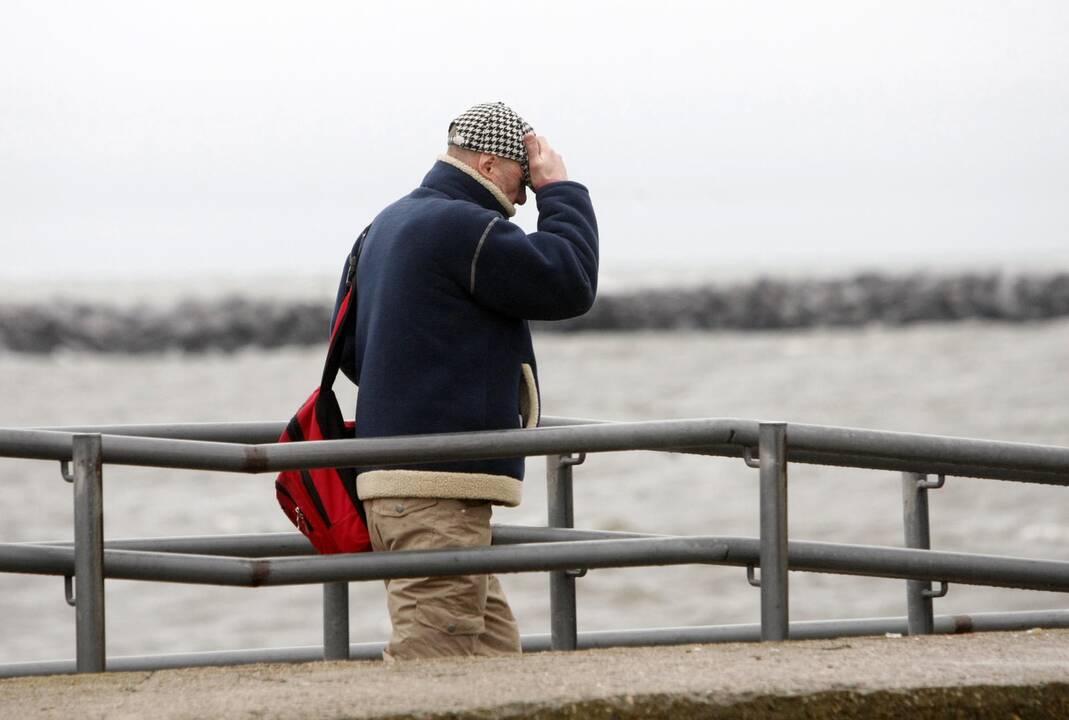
[2,1,1067,290]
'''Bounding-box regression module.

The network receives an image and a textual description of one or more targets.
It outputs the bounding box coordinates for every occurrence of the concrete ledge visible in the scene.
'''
[2,629,1067,719]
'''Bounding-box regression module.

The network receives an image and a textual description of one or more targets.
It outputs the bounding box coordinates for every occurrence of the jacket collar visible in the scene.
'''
[422,155,516,218]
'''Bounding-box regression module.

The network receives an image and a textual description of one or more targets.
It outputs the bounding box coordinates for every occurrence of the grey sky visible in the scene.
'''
[2,0,1067,287]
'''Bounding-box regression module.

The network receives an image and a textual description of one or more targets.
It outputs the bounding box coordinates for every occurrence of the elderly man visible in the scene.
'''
[336,101,599,661]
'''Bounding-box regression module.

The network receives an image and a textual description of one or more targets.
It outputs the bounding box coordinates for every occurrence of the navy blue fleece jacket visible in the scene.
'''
[335,158,598,504]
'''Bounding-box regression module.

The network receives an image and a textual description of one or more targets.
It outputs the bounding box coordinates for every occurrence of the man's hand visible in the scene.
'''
[524,133,568,191]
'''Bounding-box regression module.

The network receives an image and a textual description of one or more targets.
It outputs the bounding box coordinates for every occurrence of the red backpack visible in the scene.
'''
[275,228,371,554]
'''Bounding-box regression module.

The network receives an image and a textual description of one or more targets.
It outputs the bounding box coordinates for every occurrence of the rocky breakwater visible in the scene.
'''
[542,271,1069,332]
[0,297,331,354]
[2,272,1068,354]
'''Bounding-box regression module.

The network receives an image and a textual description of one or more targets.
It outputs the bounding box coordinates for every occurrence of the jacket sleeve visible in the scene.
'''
[467,181,599,321]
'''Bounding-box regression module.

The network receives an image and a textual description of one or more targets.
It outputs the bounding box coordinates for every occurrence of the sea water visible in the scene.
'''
[1,320,1068,663]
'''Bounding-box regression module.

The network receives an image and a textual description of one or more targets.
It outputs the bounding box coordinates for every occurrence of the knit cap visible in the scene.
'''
[448,102,535,186]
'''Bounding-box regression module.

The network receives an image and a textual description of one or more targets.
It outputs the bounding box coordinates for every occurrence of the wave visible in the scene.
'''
[2,272,1068,353]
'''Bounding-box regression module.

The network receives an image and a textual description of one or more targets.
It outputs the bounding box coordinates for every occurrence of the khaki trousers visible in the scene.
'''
[365,497,522,662]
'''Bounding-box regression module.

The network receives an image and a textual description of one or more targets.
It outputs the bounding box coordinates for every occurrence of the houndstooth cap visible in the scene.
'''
[448,102,535,186]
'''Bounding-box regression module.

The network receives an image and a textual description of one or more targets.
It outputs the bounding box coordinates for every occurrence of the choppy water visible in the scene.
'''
[2,320,1068,663]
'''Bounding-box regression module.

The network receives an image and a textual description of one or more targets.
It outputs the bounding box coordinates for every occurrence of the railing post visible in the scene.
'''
[322,581,350,660]
[72,434,105,673]
[759,422,789,641]
[546,454,578,651]
[902,472,935,635]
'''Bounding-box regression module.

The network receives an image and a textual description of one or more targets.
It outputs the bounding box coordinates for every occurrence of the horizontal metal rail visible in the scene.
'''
[6,415,1067,485]
[27,532,316,557]
[1,418,744,472]
[6,533,1069,593]
[4,608,1067,679]
[35,416,600,442]
[19,526,645,556]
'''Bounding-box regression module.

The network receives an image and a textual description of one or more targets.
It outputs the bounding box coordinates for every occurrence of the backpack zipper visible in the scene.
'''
[299,470,333,529]
[282,420,333,530]
[276,482,316,534]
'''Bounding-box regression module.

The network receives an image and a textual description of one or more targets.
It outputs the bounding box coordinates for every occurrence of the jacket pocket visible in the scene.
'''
[519,362,539,429]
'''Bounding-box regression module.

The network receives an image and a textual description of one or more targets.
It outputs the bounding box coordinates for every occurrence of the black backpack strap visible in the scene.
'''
[321,224,370,390]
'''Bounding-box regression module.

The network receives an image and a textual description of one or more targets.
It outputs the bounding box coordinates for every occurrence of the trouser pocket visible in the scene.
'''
[386,574,489,660]
[415,600,486,637]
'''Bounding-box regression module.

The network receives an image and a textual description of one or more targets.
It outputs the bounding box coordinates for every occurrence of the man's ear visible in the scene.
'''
[476,153,496,179]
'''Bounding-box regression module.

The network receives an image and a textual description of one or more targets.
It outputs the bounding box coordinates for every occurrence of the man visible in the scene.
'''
[336,101,598,661]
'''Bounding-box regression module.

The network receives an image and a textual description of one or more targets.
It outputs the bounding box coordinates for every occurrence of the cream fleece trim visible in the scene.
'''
[437,153,516,218]
[358,470,523,507]
[519,362,539,429]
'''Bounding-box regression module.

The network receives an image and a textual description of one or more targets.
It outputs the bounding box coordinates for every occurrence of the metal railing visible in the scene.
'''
[1,415,1068,677]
